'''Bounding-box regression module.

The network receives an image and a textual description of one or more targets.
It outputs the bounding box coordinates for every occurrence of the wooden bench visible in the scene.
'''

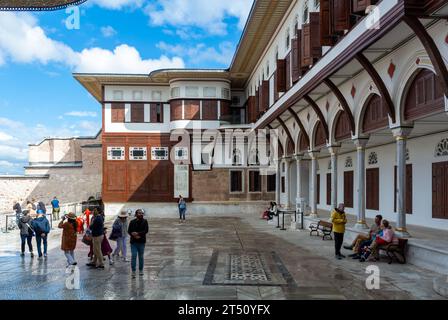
[378,238,408,264]
[309,220,333,240]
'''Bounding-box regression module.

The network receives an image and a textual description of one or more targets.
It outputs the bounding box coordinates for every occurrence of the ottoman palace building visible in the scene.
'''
[75,0,448,234]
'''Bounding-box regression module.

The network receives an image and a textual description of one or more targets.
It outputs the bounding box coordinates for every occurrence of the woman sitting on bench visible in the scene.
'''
[360,220,399,262]
[267,202,277,220]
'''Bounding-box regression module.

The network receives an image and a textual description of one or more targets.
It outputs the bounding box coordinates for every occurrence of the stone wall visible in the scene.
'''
[192,168,275,202]
[0,144,102,213]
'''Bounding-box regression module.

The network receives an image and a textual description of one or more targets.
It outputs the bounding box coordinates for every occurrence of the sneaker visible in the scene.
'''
[86,263,96,267]
[131,272,136,279]
[139,271,144,276]
[30,252,34,258]
[20,252,25,257]
[44,253,47,258]
[336,255,342,260]
[343,245,353,250]
[123,258,129,262]
[109,259,114,266]
[38,255,43,260]
[71,262,78,266]
[338,254,346,258]
[96,265,105,269]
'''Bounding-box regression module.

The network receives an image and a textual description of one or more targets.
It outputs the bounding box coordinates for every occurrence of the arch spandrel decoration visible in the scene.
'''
[334,111,352,142]
[404,69,445,121]
[314,121,327,149]
[362,94,389,134]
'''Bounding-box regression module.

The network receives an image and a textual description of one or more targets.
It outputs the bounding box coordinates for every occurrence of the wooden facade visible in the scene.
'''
[102,134,187,203]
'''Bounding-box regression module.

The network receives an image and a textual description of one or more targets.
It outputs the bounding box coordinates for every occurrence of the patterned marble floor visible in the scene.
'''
[0,215,445,300]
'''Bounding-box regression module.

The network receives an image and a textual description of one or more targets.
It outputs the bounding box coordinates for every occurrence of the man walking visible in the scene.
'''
[31,211,51,259]
[87,209,105,269]
[51,197,60,221]
[128,209,148,278]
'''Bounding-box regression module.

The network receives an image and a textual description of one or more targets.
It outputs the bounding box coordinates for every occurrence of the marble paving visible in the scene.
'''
[0,214,445,300]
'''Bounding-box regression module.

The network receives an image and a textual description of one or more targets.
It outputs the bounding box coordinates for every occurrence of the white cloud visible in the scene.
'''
[0,145,28,160]
[101,26,117,38]
[0,13,78,67]
[0,12,185,74]
[78,121,98,132]
[75,44,184,73]
[0,160,16,168]
[146,0,252,35]
[0,117,22,129]
[91,0,144,10]
[157,41,235,66]
[65,111,97,118]
[0,131,13,141]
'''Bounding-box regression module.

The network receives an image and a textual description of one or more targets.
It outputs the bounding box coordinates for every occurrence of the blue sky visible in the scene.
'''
[0,0,253,174]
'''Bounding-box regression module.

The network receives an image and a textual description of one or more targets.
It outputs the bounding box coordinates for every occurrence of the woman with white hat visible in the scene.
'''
[111,211,129,262]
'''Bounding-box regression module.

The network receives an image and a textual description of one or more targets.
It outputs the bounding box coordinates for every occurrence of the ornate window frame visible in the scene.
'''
[129,147,147,161]
[107,147,125,161]
[435,138,448,157]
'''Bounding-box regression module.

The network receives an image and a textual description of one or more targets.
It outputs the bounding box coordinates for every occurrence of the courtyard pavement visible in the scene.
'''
[0,213,445,300]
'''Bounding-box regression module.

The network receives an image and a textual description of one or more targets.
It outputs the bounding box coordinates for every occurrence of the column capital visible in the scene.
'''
[308,150,320,160]
[391,126,413,140]
[327,144,341,156]
[352,137,369,149]
[294,153,304,161]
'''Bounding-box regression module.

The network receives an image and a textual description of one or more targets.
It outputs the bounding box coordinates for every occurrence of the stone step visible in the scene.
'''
[433,276,448,298]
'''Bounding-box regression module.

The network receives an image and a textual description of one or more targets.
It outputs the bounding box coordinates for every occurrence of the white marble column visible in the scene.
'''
[392,127,413,238]
[295,154,303,205]
[284,156,291,209]
[308,151,319,218]
[328,146,340,210]
[275,158,281,205]
[353,138,369,230]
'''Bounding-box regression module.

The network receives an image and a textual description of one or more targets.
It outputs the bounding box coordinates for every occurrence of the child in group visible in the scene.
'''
[76,216,84,234]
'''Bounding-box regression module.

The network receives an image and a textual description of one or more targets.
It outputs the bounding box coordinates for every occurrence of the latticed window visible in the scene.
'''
[368,152,378,165]
[435,138,448,157]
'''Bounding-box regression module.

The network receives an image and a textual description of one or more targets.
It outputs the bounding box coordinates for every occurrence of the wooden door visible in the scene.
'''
[394,165,413,214]
[366,168,379,210]
[344,171,354,208]
[316,174,321,204]
[326,173,331,205]
[433,161,448,219]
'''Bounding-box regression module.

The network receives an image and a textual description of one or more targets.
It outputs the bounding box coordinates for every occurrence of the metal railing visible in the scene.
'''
[1,201,84,233]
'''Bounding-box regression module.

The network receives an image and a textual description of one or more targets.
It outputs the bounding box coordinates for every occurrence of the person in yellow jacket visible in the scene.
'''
[331,203,347,260]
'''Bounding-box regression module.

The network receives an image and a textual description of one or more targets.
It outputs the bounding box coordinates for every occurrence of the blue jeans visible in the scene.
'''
[36,234,48,256]
[21,234,33,253]
[130,243,145,272]
[179,208,186,220]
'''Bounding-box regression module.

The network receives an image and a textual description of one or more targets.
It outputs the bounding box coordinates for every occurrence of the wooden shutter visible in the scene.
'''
[301,12,321,68]
[320,0,334,46]
[326,173,331,205]
[255,89,260,118]
[249,171,261,192]
[184,100,200,120]
[111,103,125,123]
[314,121,327,148]
[344,171,354,208]
[131,103,144,123]
[333,0,353,32]
[261,80,270,111]
[335,112,352,142]
[362,95,389,133]
[285,53,291,91]
[231,171,242,192]
[291,38,301,83]
[247,96,256,123]
[366,168,379,210]
[276,59,286,92]
[220,101,231,121]
[150,103,163,123]
[432,161,448,219]
[316,174,321,204]
[202,100,218,120]
[267,174,276,192]
[170,100,183,121]
[273,71,279,102]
